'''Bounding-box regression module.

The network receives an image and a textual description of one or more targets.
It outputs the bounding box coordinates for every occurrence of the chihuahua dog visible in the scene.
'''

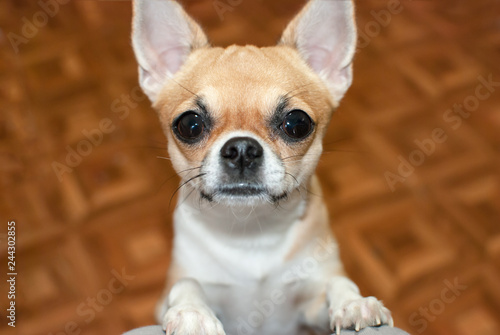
[131,0,392,334]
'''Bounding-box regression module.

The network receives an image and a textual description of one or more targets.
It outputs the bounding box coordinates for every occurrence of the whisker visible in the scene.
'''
[282,147,364,163]
[157,178,172,194]
[171,78,201,100]
[169,173,207,211]
[177,182,199,209]
[284,83,316,100]
[157,166,203,194]
[285,172,300,186]
[255,209,263,233]
[303,185,322,199]
[156,166,199,189]
[177,166,202,174]
[282,154,308,161]
[323,137,352,147]
[283,158,318,164]
[322,149,365,155]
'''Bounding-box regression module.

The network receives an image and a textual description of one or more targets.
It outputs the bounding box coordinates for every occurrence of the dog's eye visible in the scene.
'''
[175,112,205,141]
[281,110,313,140]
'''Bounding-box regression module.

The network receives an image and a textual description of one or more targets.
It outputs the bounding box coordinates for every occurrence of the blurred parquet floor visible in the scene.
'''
[1,0,500,335]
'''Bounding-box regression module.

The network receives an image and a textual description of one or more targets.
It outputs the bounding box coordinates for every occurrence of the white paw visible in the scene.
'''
[163,304,225,335]
[329,297,393,334]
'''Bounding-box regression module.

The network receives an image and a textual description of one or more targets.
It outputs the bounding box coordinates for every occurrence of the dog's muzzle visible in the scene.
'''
[216,137,266,196]
[220,137,263,176]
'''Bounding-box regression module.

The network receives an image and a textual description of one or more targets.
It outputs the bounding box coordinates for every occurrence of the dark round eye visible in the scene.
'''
[281,110,313,140]
[175,112,205,141]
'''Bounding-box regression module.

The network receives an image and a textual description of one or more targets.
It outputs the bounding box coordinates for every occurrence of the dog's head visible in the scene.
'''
[132,0,357,206]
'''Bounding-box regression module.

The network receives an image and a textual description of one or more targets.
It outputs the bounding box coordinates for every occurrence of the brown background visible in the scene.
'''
[1,0,500,334]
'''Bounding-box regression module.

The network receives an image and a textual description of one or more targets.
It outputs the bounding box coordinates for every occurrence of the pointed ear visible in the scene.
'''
[280,0,357,100]
[132,0,209,102]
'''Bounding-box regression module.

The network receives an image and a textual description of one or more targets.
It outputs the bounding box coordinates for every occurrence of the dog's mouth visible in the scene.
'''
[219,184,265,196]
[200,184,288,203]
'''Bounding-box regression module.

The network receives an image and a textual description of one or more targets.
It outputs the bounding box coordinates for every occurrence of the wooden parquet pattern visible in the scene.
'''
[1,0,499,334]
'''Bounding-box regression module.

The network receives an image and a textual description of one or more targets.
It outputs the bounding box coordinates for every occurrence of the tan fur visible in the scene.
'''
[155,45,335,181]
[131,1,393,334]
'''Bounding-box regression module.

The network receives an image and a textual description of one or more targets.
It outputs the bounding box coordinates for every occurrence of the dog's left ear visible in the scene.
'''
[280,0,357,101]
[132,0,209,103]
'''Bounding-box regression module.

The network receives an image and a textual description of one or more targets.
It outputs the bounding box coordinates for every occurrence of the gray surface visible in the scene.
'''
[122,325,410,335]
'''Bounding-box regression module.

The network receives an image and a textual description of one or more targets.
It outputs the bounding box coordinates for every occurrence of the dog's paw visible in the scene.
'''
[329,297,393,334]
[163,304,225,335]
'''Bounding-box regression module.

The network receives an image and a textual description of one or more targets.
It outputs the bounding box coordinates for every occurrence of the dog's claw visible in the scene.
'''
[330,297,392,333]
[162,304,225,335]
[165,324,175,335]
[385,310,394,327]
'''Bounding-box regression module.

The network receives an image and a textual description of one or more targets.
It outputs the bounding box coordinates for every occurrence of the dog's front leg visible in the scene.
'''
[326,276,393,334]
[158,278,225,335]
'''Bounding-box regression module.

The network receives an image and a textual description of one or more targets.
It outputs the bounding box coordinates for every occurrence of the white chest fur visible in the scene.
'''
[170,189,337,335]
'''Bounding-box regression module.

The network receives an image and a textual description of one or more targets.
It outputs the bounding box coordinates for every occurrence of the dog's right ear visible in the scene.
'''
[132,0,209,103]
[280,0,357,101]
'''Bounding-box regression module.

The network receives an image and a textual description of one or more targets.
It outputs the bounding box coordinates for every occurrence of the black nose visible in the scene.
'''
[220,137,263,173]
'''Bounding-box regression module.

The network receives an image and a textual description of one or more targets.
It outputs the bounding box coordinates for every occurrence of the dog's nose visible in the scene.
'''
[220,137,263,173]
